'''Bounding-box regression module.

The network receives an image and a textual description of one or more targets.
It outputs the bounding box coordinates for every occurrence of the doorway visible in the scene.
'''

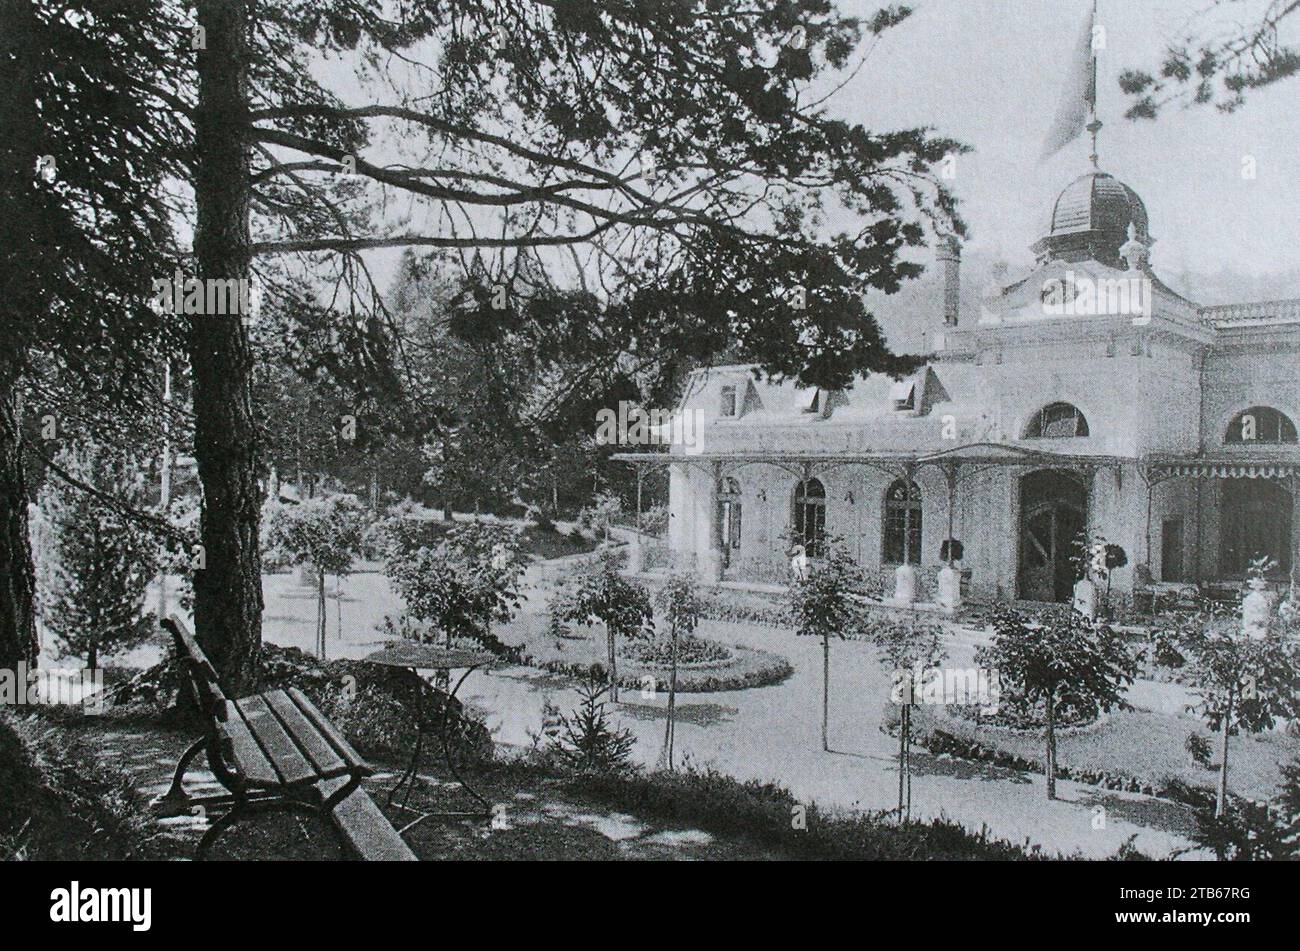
[1018,469,1088,602]
[1161,518,1185,581]
[1219,478,1292,577]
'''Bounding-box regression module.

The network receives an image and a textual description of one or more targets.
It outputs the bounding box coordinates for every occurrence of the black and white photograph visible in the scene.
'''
[1,0,1296,931]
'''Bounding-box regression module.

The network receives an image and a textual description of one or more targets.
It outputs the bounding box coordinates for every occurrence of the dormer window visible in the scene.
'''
[890,380,916,412]
[719,384,738,418]
[1025,402,1089,438]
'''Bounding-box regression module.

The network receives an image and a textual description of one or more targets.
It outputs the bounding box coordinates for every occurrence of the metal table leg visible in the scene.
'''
[387,670,428,812]
[437,665,490,815]
[386,664,489,833]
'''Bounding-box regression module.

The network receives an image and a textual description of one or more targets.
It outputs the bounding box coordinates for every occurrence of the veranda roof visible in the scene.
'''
[611,442,1130,473]
[1143,452,1300,481]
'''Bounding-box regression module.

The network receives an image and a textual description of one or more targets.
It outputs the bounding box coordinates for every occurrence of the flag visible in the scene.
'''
[1040,7,1097,162]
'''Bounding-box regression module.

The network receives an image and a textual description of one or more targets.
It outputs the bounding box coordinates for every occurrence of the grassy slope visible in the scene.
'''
[0,709,157,860]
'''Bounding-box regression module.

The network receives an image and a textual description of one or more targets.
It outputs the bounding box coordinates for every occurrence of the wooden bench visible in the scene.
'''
[155,616,416,861]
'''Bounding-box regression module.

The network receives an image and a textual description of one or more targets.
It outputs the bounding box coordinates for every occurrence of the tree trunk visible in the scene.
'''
[904,704,912,819]
[1045,689,1057,800]
[1217,688,1234,817]
[897,703,907,818]
[664,623,679,769]
[0,0,40,674]
[606,624,618,703]
[821,634,830,752]
[87,644,98,671]
[191,0,263,694]
[316,567,326,660]
[0,362,37,673]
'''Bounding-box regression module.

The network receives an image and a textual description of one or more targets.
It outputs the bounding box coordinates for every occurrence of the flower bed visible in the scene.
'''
[625,632,731,666]
[694,587,789,628]
[512,621,792,692]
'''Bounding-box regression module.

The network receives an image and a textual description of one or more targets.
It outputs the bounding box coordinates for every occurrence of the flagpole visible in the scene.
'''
[1086,0,1102,168]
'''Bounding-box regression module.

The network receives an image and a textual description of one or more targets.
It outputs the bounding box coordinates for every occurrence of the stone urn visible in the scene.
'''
[1242,577,1276,640]
[893,563,918,605]
[936,565,962,610]
[1072,577,1098,619]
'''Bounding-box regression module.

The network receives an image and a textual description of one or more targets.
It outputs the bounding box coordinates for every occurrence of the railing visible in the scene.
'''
[1200,299,1300,327]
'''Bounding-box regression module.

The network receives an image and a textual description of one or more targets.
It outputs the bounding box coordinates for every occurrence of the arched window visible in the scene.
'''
[793,478,826,558]
[883,480,922,565]
[717,477,742,553]
[1225,406,1297,445]
[1024,402,1089,438]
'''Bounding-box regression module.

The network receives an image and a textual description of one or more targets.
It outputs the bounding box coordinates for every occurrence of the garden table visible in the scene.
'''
[363,642,498,833]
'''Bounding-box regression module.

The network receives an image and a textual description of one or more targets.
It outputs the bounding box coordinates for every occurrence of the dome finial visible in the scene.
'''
[1120,221,1149,270]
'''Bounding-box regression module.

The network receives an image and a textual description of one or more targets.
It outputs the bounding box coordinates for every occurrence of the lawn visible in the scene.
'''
[911,703,1300,803]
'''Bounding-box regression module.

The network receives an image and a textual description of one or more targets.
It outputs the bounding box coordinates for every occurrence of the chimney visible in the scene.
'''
[937,235,961,327]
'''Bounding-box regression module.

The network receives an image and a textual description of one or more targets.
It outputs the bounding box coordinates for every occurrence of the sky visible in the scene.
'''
[320,0,1300,299]
[830,0,1300,279]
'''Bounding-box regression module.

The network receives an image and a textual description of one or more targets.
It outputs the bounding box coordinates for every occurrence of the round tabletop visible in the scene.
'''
[363,642,499,671]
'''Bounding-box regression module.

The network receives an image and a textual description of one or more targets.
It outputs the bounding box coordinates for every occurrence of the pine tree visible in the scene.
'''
[36,442,160,670]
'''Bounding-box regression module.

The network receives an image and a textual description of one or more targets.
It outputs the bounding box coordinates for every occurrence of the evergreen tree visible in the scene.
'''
[36,441,160,670]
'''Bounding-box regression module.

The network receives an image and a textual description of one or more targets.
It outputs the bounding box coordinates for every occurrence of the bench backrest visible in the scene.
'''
[161,615,228,720]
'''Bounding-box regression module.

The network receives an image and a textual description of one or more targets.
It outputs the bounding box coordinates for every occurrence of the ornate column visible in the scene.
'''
[626,465,645,574]
[699,461,724,583]
[893,461,919,605]
[936,460,962,610]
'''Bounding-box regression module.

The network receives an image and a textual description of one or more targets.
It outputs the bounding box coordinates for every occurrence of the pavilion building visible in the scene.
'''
[617,168,1300,607]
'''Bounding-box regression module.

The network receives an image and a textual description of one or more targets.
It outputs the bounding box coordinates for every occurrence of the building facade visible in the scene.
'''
[620,169,1300,606]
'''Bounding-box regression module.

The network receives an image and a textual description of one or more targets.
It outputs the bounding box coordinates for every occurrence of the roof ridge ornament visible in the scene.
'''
[1119,221,1149,271]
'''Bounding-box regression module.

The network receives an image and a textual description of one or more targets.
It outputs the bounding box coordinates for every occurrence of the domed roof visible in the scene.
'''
[1032,171,1152,267]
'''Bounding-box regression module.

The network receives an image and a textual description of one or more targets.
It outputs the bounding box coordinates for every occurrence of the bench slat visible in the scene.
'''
[263,690,348,778]
[318,777,417,861]
[235,695,319,786]
[287,688,371,774]
[218,701,281,787]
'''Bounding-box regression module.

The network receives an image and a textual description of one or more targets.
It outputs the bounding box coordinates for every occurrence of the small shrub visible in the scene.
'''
[1190,799,1298,860]
[1189,755,1300,860]
[638,504,669,538]
[526,505,557,533]
[1185,732,1213,769]
[547,671,636,774]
